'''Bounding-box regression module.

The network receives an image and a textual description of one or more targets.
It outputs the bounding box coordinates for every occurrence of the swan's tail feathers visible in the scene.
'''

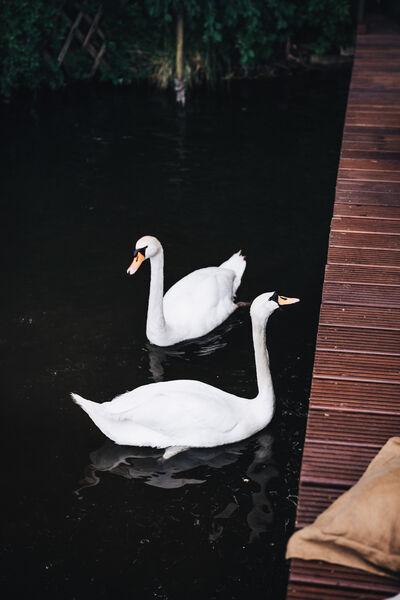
[71,392,94,410]
[219,250,247,293]
[71,393,105,422]
[71,392,113,439]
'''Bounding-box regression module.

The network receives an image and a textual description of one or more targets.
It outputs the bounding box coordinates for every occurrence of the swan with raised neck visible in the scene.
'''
[127,235,247,346]
[72,291,299,460]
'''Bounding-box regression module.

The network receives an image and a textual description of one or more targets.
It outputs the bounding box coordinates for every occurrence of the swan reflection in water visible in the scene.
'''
[144,310,244,382]
[77,430,278,542]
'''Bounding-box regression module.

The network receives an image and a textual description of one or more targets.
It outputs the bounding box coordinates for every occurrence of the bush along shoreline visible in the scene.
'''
[0,0,356,102]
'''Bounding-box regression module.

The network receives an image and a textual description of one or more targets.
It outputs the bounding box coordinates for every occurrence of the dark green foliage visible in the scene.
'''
[296,0,353,55]
[0,0,67,99]
[0,0,354,100]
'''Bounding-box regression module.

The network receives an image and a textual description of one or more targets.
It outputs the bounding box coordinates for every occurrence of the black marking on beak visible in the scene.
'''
[133,246,147,258]
[269,292,279,304]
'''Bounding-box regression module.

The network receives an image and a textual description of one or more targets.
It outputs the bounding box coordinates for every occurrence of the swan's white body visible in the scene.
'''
[127,236,246,346]
[72,380,267,450]
[72,292,299,458]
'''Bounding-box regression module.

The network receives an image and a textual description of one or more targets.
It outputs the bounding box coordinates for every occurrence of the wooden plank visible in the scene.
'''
[324,264,400,285]
[319,304,400,330]
[330,230,400,249]
[300,443,379,486]
[336,180,400,194]
[356,34,400,45]
[341,150,400,161]
[331,215,400,233]
[348,90,400,106]
[351,75,400,89]
[306,409,400,443]
[340,158,400,171]
[316,324,400,355]
[343,128,400,141]
[335,191,400,206]
[296,485,343,527]
[346,107,400,116]
[351,64,400,72]
[290,560,400,595]
[313,348,400,382]
[322,282,400,307]
[328,246,400,267]
[332,204,400,218]
[345,105,400,113]
[310,378,400,414]
[356,44,400,52]
[337,169,400,183]
[287,582,391,599]
[346,116,400,127]
[341,142,400,153]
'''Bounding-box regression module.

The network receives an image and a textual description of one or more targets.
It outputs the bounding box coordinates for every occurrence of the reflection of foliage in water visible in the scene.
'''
[77,430,278,543]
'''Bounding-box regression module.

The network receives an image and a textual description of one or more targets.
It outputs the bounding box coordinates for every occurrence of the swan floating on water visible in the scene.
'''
[126,235,246,346]
[72,291,299,460]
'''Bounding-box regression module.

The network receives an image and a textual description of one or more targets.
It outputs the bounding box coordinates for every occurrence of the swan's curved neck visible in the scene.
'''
[146,250,167,337]
[252,315,275,411]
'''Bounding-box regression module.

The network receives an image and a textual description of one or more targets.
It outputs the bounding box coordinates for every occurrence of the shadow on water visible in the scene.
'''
[145,309,245,381]
[1,68,351,599]
[77,430,277,545]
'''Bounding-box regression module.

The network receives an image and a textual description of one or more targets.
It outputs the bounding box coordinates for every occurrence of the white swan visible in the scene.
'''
[72,292,299,460]
[126,235,246,346]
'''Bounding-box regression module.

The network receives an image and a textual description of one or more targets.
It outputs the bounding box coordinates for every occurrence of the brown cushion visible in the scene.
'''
[286,437,400,578]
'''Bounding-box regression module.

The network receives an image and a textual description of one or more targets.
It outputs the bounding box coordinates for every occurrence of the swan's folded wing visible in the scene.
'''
[163,267,236,332]
[103,383,240,439]
[104,383,160,414]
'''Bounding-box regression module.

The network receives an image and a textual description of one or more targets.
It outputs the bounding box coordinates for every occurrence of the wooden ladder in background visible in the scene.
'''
[58,3,106,78]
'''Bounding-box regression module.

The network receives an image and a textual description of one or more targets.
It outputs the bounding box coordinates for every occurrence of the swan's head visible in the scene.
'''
[127,235,162,275]
[250,292,300,322]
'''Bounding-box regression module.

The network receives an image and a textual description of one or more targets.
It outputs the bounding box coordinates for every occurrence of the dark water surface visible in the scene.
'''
[1,70,350,600]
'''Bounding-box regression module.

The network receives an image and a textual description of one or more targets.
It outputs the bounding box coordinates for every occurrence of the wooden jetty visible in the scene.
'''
[286,12,400,600]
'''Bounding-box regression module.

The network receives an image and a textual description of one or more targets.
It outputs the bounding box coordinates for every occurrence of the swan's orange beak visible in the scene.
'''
[278,295,300,305]
[127,251,145,275]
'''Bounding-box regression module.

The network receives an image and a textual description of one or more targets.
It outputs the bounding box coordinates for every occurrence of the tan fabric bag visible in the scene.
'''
[286,437,400,578]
